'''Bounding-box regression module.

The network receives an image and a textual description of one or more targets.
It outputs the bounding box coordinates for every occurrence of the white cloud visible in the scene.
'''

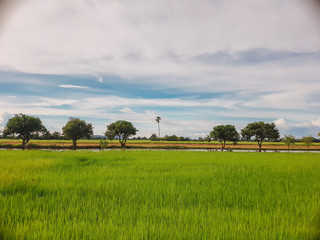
[0,111,13,127]
[59,84,89,89]
[0,1,319,97]
[0,0,319,78]
[91,73,103,83]
[311,118,320,126]
[119,107,132,113]
[274,118,286,127]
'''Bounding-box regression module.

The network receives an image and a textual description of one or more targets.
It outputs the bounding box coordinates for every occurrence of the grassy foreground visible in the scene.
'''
[0,151,319,239]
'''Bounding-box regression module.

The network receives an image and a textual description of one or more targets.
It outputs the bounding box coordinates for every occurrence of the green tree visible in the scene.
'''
[62,117,93,150]
[204,134,211,142]
[210,125,239,151]
[155,116,161,140]
[282,135,295,151]
[105,120,138,149]
[3,113,47,150]
[163,135,179,141]
[241,121,280,152]
[301,136,313,150]
[51,131,63,140]
[149,133,158,141]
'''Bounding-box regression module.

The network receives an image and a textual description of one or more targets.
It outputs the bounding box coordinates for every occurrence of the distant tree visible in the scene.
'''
[105,120,138,149]
[241,121,280,152]
[210,125,240,151]
[282,135,295,151]
[150,133,158,141]
[318,132,320,138]
[163,135,179,141]
[3,113,47,150]
[301,136,313,150]
[62,117,93,150]
[204,134,211,142]
[155,116,161,140]
[198,137,204,142]
[179,136,190,141]
[41,130,52,140]
[51,131,63,140]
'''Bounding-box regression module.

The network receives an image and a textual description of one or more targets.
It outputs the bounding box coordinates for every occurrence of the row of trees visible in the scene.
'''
[209,123,319,151]
[1,113,319,151]
[149,134,191,141]
[209,122,280,152]
[2,114,138,150]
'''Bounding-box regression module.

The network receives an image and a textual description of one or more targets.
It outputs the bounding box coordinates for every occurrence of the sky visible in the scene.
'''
[0,0,320,138]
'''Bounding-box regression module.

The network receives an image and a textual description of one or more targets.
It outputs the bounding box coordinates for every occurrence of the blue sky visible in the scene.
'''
[0,0,320,138]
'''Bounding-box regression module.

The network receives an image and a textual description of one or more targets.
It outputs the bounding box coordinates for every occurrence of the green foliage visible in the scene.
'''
[3,113,47,149]
[282,135,296,150]
[204,134,211,142]
[149,133,158,141]
[105,120,138,148]
[99,139,108,150]
[162,135,190,141]
[241,121,280,152]
[62,117,93,150]
[163,135,179,141]
[0,151,319,239]
[210,125,239,151]
[301,136,313,149]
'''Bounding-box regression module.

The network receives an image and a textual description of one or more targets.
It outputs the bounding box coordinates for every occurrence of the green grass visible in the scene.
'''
[0,151,320,239]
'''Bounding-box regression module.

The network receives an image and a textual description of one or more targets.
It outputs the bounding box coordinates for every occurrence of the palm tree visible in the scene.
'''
[155,116,161,140]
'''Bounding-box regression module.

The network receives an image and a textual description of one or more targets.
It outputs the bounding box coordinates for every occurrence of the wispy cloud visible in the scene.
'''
[194,49,320,65]
[91,73,103,83]
[59,84,89,89]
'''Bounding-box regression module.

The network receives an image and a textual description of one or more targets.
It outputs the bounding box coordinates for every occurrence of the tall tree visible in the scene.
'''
[3,113,47,150]
[241,121,280,152]
[210,125,239,151]
[282,135,295,151]
[105,120,138,149]
[62,117,93,150]
[155,116,161,140]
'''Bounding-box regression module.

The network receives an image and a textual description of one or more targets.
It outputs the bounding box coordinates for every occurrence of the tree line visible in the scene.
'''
[1,114,138,150]
[1,113,319,151]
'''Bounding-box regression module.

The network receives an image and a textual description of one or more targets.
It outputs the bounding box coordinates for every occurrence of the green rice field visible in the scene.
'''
[0,150,320,239]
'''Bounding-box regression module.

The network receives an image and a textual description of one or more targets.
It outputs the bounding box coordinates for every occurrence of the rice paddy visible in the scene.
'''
[0,150,319,239]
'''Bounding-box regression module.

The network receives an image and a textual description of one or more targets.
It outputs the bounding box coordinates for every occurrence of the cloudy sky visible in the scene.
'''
[0,0,320,138]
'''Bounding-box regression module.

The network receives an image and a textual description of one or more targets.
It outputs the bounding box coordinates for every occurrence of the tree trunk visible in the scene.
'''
[120,139,126,149]
[72,139,77,150]
[220,141,225,152]
[258,142,262,152]
[22,139,26,150]
[158,122,160,141]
